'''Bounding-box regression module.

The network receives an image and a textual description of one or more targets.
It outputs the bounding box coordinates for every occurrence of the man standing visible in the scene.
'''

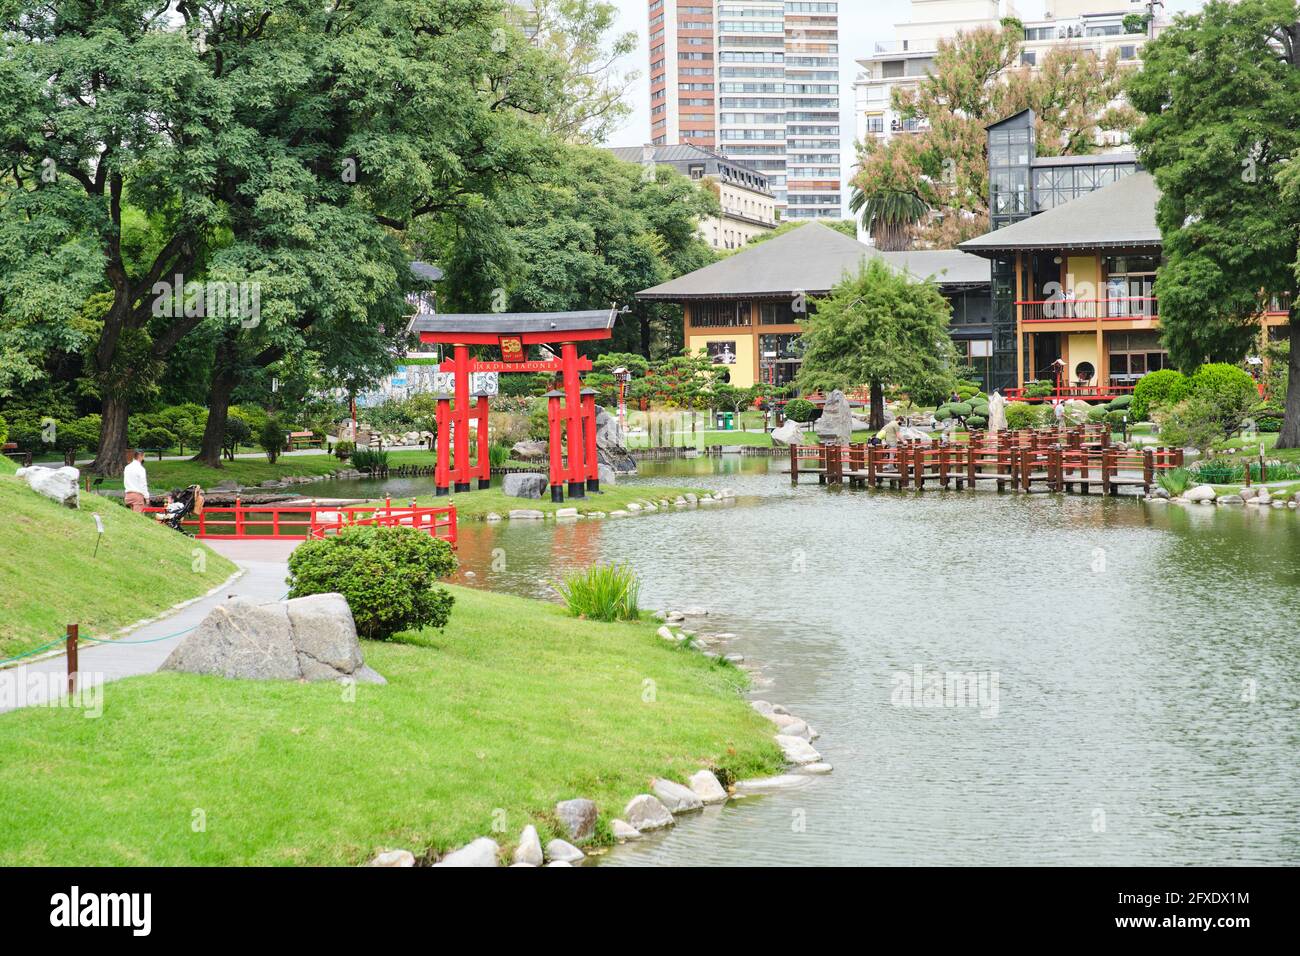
[123,449,150,512]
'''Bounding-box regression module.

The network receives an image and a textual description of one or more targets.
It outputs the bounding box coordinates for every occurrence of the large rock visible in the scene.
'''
[554,798,598,842]
[511,439,548,460]
[513,826,543,866]
[160,593,384,684]
[611,819,641,842]
[775,734,822,765]
[435,838,499,867]
[598,463,617,486]
[1185,485,1218,503]
[545,839,585,864]
[367,849,415,867]
[771,419,803,446]
[503,472,548,499]
[813,389,853,445]
[688,770,728,805]
[594,405,638,475]
[651,778,704,813]
[623,794,674,831]
[15,465,80,508]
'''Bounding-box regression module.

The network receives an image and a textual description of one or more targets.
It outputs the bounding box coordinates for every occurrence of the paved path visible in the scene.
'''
[0,540,299,714]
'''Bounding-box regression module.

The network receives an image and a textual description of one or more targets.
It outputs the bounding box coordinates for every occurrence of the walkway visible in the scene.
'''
[0,540,298,714]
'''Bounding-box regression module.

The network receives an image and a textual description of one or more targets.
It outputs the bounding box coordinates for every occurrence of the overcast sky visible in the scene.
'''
[601,0,1206,210]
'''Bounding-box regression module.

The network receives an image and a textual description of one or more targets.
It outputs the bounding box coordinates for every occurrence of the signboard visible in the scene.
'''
[437,358,593,374]
[431,371,499,396]
[499,336,526,362]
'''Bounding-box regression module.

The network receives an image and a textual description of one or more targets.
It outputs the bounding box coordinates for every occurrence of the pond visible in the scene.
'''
[441,456,1300,866]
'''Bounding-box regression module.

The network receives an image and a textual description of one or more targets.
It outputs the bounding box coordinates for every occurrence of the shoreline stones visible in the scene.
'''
[555,798,598,842]
[688,770,728,805]
[652,777,704,813]
[624,794,674,831]
[434,837,499,867]
[513,826,544,866]
[611,819,642,842]
[545,839,585,864]
[367,849,415,867]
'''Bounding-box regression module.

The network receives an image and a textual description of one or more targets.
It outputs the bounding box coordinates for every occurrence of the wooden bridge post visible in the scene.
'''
[825,443,843,486]
[1102,449,1115,496]
[789,443,799,486]
[938,445,949,489]
[1143,448,1154,494]
[867,444,878,486]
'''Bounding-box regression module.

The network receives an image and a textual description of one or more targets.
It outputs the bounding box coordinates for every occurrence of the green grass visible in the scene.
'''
[0,585,783,865]
[554,562,642,621]
[430,482,703,520]
[0,466,237,658]
[626,429,817,449]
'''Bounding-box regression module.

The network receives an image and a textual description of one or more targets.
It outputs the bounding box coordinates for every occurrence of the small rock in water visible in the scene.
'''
[652,777,704,813]
[545,839,585,864]
[611,819,642,842]
[750,700,776,716]
[623,794,674,830]
[734,774,814,793]
[775,734,821,765]
[801,762,834,775]
[688,770,728,805]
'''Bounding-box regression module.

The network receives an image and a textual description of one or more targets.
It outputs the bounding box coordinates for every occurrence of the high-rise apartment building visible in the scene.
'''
[649,1,842,220]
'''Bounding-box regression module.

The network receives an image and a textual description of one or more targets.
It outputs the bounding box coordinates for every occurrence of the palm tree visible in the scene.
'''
[849,187,930,251]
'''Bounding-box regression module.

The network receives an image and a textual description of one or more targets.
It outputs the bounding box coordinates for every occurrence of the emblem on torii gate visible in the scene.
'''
[408,308,620,502]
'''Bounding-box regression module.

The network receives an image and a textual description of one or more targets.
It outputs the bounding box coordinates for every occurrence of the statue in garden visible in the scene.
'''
[814,389,854,445]
[594,405,637,475]
[987,391,1008,433]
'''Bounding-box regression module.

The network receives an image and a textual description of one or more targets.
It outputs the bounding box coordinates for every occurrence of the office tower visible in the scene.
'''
[649,1,718,148]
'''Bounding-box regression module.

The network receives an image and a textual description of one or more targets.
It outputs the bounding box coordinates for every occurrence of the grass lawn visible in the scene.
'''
[0,458,237,658]
[430,482,705,520]
[92,449,450,492]
[0,585,783,865]
[626,428,817,449]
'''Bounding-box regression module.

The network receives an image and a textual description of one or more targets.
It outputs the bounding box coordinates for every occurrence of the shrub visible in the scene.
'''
[223,415,252,460]
[948,401,973,418]
[528,400,551,440]
[1156,467,1192,497]
[965,414,988,429]
[553,562,641,622]
[783,398,816,423]
[1131,369,1189,421]
[1188,458,1243,484]
[287,526,457,640]
[1004,402,1043,430]
[54,416,101,461]
[351,448,388,473]
[137,427,176,451]
[258,417,286,464]
[1156,395,1228,454]
[334,440,355,460]
[1024,380,1055,399]
[0,414,7,447]
[1106,395,1133,411]
[489,443,511,469]
[1188,363,1258,433]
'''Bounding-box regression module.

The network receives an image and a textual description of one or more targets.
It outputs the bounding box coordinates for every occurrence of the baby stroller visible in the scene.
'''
[159,484,204,534]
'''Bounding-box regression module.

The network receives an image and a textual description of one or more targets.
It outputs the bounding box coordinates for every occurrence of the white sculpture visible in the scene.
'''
[987,391,1008,433]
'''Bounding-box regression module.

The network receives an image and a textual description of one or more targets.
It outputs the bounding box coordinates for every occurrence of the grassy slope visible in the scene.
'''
[431,483,703,519]
[0,465,236,657]
[0,586,783,865]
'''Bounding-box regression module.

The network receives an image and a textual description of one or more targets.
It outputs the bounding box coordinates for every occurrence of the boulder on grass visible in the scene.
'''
[554,798,598,842]
[813,389,853,445]
[160,593,385,684]
[771,419,803,446]
[511,439,548,460]
[503,472,548,499]
[15,465,80,508]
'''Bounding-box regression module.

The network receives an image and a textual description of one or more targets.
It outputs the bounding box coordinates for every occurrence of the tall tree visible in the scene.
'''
[0,1,552,474]
[852,21,1138,247]
[796,258,957,429]
[849,187,930,251]
[1127,0,1300,445]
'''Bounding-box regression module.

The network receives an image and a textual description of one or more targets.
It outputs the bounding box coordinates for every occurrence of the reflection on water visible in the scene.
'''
[454,458,1300,866]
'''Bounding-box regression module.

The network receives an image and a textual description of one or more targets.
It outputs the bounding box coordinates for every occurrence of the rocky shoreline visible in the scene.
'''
[365,605,830,868]
[1145,483,1300,510]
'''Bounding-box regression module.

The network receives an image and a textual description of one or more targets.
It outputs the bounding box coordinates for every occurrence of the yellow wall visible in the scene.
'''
[1067,333,1100,385]
[1066,256,1100,298]
[688,333,756,388]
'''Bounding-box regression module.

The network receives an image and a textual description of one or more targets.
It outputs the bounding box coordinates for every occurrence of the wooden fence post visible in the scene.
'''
[789,443,799,486]
[66,624,78,695]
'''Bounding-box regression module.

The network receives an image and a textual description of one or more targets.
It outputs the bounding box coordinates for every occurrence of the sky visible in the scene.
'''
[600,0,1206,214]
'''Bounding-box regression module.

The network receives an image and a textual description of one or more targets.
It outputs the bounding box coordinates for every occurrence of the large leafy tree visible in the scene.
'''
[0,0,553,474]
[1128,0,1300,446]
[852,21,1137,247]
[424,145,719,358]
[796,258,957,429]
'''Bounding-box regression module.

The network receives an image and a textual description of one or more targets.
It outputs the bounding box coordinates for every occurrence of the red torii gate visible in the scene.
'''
[409,309,617,501]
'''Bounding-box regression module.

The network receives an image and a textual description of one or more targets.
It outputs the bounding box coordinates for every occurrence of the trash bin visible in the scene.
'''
[715,412,734,431]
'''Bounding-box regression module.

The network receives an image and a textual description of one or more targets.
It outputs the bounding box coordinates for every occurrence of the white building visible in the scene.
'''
[854,1,1161,152]
[608,144,777,249]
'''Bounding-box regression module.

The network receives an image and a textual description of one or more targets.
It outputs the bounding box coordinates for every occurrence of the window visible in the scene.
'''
[691,302,747,328]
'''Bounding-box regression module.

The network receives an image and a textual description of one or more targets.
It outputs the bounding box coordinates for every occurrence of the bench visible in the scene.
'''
[287,430,323,450]
[2,443,32,467]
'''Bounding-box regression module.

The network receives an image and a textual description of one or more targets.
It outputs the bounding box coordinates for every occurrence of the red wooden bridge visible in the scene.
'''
[789,425,1183,496]
[144,499,457,545]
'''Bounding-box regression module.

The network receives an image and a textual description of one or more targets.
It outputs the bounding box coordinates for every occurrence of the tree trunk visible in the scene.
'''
[869,379,885,431]
[92,392,131,477]
[195,333,239,467]
[1276,312,1300,449]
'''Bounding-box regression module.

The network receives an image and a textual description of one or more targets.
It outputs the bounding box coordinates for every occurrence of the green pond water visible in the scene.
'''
[368,456,1300,865]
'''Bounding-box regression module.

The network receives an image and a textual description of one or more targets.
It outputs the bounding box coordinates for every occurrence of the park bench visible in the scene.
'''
[287,430,323,451]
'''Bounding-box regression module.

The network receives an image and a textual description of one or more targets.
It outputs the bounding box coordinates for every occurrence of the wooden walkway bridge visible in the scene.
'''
[789,425,1184,497]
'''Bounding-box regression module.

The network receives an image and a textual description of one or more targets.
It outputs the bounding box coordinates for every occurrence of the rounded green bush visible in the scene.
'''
[1130,369,1188,420]
[934,405,953,420]
[287,525,458,640]
[966,414,988,429]
[1106,395,1133,411]
[949,401,973,417]
[1189,363,1256,406]
[1004,402,1043,430]
[783,398,817,423]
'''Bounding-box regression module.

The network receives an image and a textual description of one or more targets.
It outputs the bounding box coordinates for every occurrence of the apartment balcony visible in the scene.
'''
[1017,297,1158,324]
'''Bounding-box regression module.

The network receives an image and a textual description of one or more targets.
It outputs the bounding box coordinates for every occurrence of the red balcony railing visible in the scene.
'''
[1016,297,1158,322]
[1002,384,1137,403]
